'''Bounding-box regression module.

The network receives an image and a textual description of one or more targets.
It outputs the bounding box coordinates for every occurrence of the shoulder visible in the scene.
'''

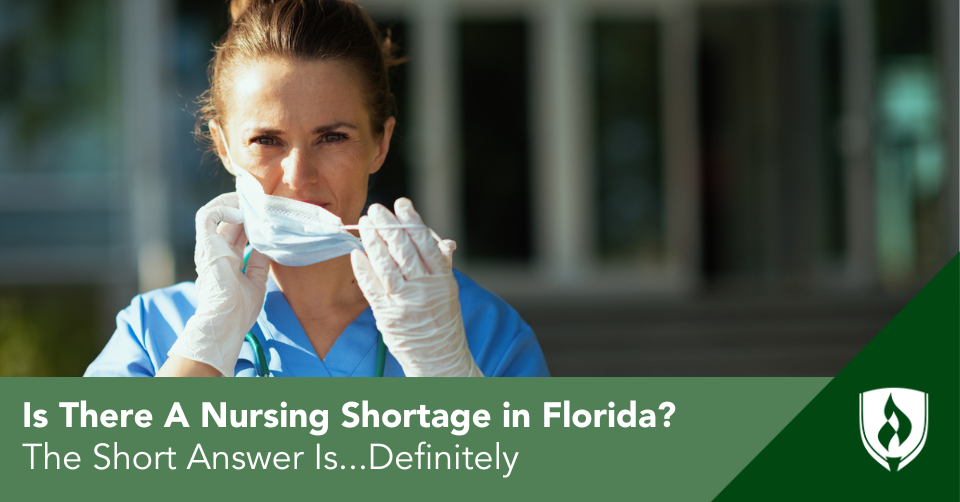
[454,270,524,331]
[84,282,198,377]
[138,281,199,317]
[453,270,550,377]
[122,282,198,333]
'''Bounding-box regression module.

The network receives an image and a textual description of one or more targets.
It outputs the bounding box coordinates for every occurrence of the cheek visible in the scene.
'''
[329,148,374,185]
[254,167,284,195]
[328,148,375,218]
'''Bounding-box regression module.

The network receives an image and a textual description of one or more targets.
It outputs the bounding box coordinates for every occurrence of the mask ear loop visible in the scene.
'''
[216,122,244,174]
[340,224,444,247]
[341,223,423,230]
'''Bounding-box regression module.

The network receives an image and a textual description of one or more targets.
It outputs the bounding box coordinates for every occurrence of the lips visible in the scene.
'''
[298,199,330,209]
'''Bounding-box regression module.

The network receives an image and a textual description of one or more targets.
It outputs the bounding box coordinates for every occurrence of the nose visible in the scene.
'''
[280,148,319,190]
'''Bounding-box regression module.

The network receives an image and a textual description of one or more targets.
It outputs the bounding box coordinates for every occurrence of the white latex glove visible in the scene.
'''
[350,198,483,377]
[168,193,271,377]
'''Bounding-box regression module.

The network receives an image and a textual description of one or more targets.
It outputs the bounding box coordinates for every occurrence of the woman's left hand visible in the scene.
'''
[350,198,483,377]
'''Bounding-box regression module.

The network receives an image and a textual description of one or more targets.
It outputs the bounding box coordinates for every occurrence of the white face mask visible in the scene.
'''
[218,126,362,267]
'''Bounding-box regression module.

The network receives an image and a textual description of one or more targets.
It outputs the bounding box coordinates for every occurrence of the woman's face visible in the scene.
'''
[213,57,394,225]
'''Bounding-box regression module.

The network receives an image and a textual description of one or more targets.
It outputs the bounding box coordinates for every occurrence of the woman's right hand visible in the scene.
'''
[161,193,271,377]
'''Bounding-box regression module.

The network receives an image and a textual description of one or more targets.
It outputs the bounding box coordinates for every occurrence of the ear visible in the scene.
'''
[368,116,396,175]
[209,120,235,175]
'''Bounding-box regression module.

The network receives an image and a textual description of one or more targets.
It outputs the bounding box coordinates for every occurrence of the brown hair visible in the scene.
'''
[197,0,403,146]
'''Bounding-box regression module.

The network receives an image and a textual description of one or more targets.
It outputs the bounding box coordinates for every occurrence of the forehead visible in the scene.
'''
[226,57,368,132]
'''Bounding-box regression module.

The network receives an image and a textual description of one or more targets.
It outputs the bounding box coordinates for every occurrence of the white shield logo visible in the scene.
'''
[859,388,928,471]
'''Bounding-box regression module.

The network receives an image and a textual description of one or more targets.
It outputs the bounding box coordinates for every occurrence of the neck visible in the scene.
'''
[269,254,367,313]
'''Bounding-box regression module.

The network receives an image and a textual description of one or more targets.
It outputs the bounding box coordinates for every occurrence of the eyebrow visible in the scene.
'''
[313,121,358,133]
[244,121,359,137]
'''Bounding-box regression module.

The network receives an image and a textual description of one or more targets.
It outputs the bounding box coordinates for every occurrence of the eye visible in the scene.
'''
[320,132,348,143]
[252,136,278,146]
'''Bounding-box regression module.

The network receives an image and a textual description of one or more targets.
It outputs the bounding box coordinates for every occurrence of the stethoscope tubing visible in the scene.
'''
[241,245,387,377]
[244,331,386,377]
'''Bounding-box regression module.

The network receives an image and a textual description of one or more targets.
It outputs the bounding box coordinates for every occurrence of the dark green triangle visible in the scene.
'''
[713,254,959,501]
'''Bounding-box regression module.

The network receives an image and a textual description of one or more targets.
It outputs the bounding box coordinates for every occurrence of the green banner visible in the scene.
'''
[3,378,825,500]
[714,254,959,500]
[2,256,956,500]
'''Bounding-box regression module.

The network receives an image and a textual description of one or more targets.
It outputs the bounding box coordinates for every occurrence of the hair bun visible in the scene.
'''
[380,28,407,68]
[229,0,254,23]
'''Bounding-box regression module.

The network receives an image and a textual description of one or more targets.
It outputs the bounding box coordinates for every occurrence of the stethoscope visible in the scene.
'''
[243,331,386,377]
[242,249,387,378]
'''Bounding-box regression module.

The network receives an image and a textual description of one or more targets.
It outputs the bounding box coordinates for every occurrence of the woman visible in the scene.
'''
[85,0,549,377]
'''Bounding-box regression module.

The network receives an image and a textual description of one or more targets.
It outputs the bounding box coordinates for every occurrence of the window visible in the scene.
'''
[0,0,119,268]
[458,20,532,262]
[592,19,663,264]
[698,2,845,285]
[0,0,115,175]
[874,0,947,283]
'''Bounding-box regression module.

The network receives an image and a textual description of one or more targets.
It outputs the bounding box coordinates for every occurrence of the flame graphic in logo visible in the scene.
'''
[860,388,927,472]
[878,394,912,455]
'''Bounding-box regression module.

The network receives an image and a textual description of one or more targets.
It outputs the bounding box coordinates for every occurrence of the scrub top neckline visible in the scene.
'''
[258,275,379,377]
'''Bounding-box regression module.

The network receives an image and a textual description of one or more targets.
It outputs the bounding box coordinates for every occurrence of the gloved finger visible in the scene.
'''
[231,226,248,252]
[197,203,244,239]
[393,198,445,275]
[358,214,404,293]
[350,249,388,309]
[195,206,244,272]
[243,248,271,285]
[194,195,245,274]
[438,238,457,270]
[217,221,244,250]
[197,192,240,223]
[369,203,428,280]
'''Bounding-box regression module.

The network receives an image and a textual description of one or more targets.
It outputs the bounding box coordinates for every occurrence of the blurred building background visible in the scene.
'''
[0,0,956,376]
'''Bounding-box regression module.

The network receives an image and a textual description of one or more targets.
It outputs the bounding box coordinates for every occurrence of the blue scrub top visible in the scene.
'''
[84,270,550,377]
